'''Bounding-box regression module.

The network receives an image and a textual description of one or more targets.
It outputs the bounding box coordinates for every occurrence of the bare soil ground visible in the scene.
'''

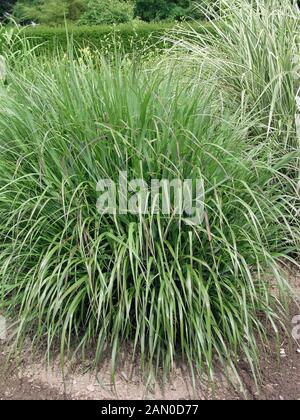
[0,270,299,400]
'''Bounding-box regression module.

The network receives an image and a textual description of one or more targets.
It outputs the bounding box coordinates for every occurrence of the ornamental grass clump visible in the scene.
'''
[0,47,298,383]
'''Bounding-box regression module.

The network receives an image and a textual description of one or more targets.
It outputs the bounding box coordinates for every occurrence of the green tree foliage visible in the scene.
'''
[0,0,17,19]
[12,0,205,25]
[79,0,134,25]
[13,0,87,24]
[134,0,203,21]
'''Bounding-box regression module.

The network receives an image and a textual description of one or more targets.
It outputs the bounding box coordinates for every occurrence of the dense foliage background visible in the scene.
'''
[0,0,206,25]
[134,0,202,21]
[0,0,17,17]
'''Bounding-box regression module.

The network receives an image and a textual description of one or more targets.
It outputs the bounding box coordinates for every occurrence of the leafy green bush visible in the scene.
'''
[79,0,134,26]
[17,20,216,57]
[18,22,181,55]
[134,0,205,21]
[13,0,87,25]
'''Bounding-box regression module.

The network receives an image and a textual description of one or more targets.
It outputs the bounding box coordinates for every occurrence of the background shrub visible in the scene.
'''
[10,0,211,25]
[134,0,205,21]
[79,0,134,26]
[0,0,17,20]
[13,0,87,25]
[19,22,174,55]
[17,21,214,56]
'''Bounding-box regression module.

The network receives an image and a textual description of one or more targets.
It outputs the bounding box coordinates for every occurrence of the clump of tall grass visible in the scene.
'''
[173,0,300,150]
[0,44,298,385]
